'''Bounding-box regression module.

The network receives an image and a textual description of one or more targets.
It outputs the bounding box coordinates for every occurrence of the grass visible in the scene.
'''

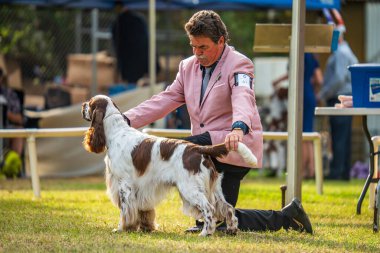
[0,173,379,253]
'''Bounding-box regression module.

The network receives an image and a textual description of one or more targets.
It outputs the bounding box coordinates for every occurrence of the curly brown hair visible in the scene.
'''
[184,10,229,44]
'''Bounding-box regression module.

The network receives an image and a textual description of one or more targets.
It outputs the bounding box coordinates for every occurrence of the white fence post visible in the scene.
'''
[27,135,40,199]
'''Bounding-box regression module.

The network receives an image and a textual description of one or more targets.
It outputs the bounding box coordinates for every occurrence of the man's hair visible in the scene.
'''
[184,10,229,44]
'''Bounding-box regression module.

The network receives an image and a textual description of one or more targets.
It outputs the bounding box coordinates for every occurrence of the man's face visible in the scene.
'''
[189,35,224,67]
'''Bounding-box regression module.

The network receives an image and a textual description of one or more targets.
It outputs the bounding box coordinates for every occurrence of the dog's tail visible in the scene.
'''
[199,143,257,167]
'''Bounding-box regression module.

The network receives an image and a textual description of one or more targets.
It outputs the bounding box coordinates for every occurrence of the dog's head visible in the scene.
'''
[81,95,113,154]
[81,95,111,122]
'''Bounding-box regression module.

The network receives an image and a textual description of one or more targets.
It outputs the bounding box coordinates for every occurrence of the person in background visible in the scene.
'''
[0,67,24,157]
[317,16,358,180]
[111,2,160,86]
[123,10,313,234]
[302,53,323,179]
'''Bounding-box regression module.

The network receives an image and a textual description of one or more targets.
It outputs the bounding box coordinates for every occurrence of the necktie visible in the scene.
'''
[201,67,212,101]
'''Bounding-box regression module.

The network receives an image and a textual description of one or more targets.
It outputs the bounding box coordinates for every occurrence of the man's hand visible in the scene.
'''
[225,129,244,151]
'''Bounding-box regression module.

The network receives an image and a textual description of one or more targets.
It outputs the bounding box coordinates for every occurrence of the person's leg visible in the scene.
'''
[182,134,313,234]
[186,167,313,233]
[329,115,352,180]
[235,208,287,231]
[10,137,23,156]
[235,198,313,234]
[213,159,250,207]
[201,160,313,233]
[341,116,352,180]
[302,141,315,179]
[327,98,342,179]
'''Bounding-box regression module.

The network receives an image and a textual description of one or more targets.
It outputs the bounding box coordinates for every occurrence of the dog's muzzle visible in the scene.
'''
[81,102,91,121]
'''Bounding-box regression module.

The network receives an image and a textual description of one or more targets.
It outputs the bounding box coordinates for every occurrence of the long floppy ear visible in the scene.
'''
[83,108,106,153]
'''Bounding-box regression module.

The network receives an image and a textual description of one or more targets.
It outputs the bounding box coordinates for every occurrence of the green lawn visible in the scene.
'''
[0,174,379,253]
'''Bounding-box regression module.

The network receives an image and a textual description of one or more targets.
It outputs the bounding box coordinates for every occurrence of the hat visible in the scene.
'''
[330,9,346,34]
[335,24,346,34]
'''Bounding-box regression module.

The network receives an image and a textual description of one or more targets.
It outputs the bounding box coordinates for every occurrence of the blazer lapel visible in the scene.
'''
[200,46,230,108]
[193,63,203,108]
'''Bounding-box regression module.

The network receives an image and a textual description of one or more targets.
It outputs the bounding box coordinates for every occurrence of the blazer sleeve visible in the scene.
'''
[124,61,186,128]
[229,57,258,131]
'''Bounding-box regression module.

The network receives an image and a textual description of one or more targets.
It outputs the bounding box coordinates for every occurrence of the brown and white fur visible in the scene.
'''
[81,95,257,236]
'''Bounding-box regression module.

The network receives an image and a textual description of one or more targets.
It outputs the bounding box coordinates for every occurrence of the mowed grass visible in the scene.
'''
[1,174,379,253]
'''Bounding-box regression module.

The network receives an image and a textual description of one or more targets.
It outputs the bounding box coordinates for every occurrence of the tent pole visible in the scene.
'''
[91,9,99,97]
[149,0,156,97]
[75,10,82,53]
[286,0,305,204]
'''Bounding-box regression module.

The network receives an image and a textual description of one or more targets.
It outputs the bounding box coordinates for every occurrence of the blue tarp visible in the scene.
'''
[1,0,340,10]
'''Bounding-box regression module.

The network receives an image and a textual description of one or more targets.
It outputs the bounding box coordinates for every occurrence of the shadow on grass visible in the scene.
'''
[0,176,105,191]
[240,230,379,251]
[2,196,379,252]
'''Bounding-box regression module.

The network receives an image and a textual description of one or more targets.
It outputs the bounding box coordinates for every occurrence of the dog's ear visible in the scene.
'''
[83,108,106,153]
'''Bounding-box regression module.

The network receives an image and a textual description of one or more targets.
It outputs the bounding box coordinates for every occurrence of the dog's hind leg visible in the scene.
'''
[178,184,216,236]
[214,185,238,235]
[195,198,216,237]
[139,209,156,232]
[224,202,238,235]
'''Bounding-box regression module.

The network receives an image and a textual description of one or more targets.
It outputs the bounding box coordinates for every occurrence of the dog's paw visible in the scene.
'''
[225,228,238,236]
[140,226,155,233]
[112,228,123,233]
[199,230,212,237]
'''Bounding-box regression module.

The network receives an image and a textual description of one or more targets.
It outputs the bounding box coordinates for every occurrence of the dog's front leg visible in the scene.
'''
[113,209,127,233]
[113,184,139,232]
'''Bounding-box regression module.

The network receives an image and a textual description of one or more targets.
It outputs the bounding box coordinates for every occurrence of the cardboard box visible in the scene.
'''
[0,55,23,89]
[66,52,116,88]
[68,86,89,105]
[349,64,380,108]
[24,95,44,110]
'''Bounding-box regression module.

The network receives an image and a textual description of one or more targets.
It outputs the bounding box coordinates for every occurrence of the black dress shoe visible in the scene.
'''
[282,198,313,234]
[185,220,226,233]
[185,225,202,233]
[215,221,227,232]
[185,220,203,233]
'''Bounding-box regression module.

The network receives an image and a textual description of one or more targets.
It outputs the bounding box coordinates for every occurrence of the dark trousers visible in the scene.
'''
[184,133,290,231]
[327,98,352,180]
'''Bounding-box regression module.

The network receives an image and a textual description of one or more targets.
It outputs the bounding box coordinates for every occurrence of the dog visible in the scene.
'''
[81,95,258,236]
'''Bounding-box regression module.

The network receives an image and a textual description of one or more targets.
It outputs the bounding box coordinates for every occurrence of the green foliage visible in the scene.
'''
[0,6,306,85]
[0,6,77,80]
[1,176,379,252]
[155,9,294,59]
[0,7,49,63]
[0,150,21,178]
[220,11,267,58]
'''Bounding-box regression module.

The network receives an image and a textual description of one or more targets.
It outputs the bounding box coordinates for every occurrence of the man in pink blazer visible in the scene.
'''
[124,10,312,234]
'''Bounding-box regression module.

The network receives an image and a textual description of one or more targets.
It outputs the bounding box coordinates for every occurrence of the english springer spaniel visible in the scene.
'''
[81,95,257,236]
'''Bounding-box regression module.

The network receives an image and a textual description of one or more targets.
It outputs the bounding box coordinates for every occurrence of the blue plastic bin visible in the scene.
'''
[348,64,380,108]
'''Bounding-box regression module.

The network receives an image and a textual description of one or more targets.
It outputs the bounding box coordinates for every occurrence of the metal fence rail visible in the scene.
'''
[0,127,87,199]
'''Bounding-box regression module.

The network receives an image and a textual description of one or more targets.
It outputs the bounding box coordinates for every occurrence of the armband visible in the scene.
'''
[232,121,249,135]
[234,73,252,89]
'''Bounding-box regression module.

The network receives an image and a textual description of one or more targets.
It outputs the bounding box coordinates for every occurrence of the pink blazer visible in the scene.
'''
[125,45,263,168]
